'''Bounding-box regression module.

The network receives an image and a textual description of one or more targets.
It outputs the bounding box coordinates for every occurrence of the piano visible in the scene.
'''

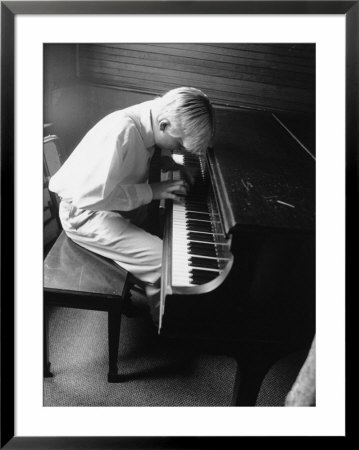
[158,108,316,404]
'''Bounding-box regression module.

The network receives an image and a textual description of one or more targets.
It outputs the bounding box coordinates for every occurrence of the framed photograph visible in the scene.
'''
[1,0,354,446]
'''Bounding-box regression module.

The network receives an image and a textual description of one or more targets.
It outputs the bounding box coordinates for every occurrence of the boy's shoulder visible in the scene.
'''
[121,99,154,119]
[94,109,138,134]
[89,100,154,144]
[102,100,153,127]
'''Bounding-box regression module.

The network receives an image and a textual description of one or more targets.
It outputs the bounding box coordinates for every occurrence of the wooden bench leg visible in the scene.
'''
[107,305,123,383]
[43,303,54,378]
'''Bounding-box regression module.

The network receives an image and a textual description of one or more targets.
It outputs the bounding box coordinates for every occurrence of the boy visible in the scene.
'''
[49,87,214,323]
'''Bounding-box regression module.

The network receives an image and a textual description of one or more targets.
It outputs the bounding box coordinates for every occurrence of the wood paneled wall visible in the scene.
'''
[77,43,315,114]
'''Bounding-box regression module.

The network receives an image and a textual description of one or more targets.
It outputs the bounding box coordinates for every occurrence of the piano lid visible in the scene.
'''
[211,108,315,234]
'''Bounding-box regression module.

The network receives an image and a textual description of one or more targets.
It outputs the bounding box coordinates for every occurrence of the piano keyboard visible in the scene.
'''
[169,153,232,289]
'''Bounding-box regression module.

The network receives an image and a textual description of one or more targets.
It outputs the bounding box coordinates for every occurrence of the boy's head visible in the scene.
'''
[152,87,214,155]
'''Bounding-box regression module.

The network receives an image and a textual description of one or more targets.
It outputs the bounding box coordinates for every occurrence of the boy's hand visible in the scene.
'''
[150,180,188,203]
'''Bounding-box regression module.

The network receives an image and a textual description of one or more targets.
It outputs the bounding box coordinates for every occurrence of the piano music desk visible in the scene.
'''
[44,231,132,382]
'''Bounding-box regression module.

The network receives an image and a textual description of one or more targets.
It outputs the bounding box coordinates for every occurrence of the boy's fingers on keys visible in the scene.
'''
[177,180,189,190]
[167,182,187,193]
[163,180,182,188]
[167,193,185,203]
[172,180,186,187]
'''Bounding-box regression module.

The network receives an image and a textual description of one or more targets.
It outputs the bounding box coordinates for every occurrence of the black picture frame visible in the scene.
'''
[1,1,354,447]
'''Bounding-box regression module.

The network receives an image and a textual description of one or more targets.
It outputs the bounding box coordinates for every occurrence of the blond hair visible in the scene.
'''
[159,87,214,155]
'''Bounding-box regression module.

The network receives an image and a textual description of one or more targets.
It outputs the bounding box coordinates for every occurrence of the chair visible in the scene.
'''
[44,232,133,382]
[43,132,62,248]
[43,133,133,382]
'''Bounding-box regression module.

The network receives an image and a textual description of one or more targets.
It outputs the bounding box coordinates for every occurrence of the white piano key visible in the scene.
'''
[170,151,229,288]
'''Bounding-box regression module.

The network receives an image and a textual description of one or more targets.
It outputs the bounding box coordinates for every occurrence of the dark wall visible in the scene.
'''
[44,43,315,156]
[44,44,86,155]
[78,43,315,113]
[44,44,77,123]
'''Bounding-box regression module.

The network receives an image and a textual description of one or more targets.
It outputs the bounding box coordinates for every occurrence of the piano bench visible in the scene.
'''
[44,231,132,383]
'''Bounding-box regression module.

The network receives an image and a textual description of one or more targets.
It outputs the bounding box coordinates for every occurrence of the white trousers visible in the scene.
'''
[59,200,162,320]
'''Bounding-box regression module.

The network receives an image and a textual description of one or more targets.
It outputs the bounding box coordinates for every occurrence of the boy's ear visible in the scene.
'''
[159,119,169,132]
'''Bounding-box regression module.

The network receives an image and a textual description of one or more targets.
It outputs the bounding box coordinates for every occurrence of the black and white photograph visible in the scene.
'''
[43,42,316,408]
[2,2,352,444]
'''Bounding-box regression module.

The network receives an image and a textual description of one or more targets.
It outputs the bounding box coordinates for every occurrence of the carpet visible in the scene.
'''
[44,305,238,407]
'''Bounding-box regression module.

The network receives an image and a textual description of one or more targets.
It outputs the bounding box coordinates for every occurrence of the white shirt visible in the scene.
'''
[49,100,158,212]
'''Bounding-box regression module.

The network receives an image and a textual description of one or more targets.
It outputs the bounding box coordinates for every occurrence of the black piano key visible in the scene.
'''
[185,207,209,214]
[188,242,217,251]
[189,279,210,285]
[186,199,208,204]
[188,232,215,242]
[189,270,219,284]
[186,197,207,205]
[187,187,209,194]
[186,223,213,233]
[184,198,208,204]
[187,218,211,226]
[183,159,199,164]
[186,194,210,200]
[189,257,219,269]
[185,202,209,212]
[188,184,208,191]
[187,247,217,257]
[186,204,208,212]
[186,212,211,221]
[187,227,213,235]
[189,274,214,284]
[187,218,212,227]
[183,156,200,161]
[190,269,220,277]
[187,241,216,250]
[189,278,210,285]
[188,241,216,251]
[186,198,207,205]
[190,275,218,284]
[188,246,217,256]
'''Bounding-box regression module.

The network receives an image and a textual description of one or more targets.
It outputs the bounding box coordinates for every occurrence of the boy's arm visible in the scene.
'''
[78,182,154,211]
[70,125,189,211]
[51,121,189,211]
[69,124,155,211]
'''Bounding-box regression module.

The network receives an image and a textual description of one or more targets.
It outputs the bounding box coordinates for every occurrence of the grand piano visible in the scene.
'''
[158,108,315,405]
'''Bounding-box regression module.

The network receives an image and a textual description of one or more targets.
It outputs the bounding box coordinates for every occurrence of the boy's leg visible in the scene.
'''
[59,201,162,321]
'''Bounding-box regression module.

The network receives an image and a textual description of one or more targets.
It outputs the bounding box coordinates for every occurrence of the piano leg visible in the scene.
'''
[231,343,287,406]
[231,361,271,406]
